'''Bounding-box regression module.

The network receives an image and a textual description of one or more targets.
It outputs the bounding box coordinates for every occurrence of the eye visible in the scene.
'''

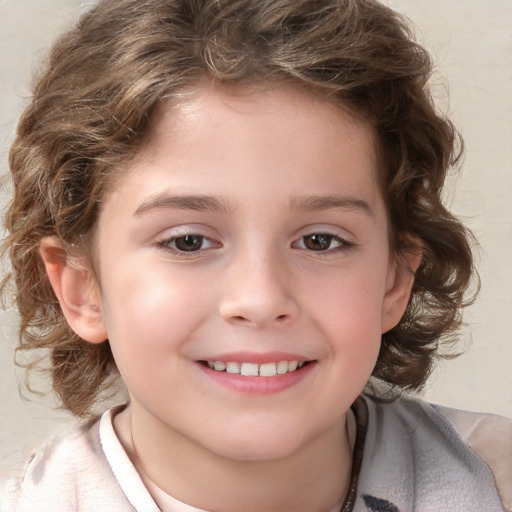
[156,234,219,254]
[294,233,352,252]
[173,234,206,252]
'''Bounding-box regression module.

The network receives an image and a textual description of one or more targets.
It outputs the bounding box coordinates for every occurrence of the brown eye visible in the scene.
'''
[174,235,204,252]
[302,234,336,251]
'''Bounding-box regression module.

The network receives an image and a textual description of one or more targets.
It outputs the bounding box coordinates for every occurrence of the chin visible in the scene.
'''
[199,422,317,463]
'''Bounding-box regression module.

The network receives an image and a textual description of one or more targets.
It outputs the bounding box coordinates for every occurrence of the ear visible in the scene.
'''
[40,236,107,344]
[381,241,422,334]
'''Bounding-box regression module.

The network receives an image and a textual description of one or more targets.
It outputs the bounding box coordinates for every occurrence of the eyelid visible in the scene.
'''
[154,226,222,257]
[293,234,353,249]
[291,226,356,254]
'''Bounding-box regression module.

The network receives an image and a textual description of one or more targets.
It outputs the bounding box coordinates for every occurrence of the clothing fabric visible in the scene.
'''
[348,395,511,512]
[1,393,510,512]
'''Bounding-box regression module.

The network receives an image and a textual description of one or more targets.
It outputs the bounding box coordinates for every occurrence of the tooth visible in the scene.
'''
[288,361,298,372]
[241,362,259,376]
[210,360,306,376]
[259,362,277,377]
[226,362,240,374]
[277,361,289,374]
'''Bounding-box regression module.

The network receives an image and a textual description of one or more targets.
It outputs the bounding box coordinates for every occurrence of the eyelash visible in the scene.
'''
[155,232,354,257]
[155,234,220,257]
[292,233,355,254]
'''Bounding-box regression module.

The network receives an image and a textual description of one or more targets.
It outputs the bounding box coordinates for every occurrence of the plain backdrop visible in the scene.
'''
[1,0,511,472]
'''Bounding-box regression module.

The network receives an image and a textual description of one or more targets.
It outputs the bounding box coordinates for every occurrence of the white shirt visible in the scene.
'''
[2,393,510,511]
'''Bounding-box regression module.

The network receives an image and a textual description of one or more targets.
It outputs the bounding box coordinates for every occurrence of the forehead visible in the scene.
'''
[107,83,383,219]
[128,83,379,181]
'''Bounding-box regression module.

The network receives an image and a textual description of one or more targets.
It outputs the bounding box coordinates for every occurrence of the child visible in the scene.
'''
[1,0,510,510]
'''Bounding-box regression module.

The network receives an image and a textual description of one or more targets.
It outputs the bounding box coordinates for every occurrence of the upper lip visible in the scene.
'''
[200,351,312,364]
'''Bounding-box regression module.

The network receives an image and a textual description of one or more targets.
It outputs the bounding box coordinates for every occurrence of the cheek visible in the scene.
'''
[302,264,387,362]
[100,266,213,381]
[305,265,388,325]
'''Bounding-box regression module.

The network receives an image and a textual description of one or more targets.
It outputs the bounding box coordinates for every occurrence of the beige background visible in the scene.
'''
[1,0,511,470]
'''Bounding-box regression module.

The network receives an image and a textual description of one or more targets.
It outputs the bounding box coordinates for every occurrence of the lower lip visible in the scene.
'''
[197,362,316,394]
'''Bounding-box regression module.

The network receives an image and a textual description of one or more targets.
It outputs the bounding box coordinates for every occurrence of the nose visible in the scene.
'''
[219,247,299,328]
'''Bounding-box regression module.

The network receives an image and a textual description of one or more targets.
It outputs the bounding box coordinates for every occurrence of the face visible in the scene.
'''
[89,85,411,461]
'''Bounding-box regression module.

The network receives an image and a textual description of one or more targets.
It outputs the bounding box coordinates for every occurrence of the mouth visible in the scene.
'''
[201,360,313,377]
[197,354,316,394]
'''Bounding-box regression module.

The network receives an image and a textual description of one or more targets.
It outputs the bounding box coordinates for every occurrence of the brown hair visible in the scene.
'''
[3,0,475,417]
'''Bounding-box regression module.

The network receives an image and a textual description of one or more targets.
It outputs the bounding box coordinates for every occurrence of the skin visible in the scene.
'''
[41,84,419,512]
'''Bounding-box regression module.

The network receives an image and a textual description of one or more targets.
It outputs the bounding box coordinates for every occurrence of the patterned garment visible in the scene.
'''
[2,393,510,511]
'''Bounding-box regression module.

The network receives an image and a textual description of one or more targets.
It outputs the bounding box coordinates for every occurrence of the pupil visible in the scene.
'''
[175,235,203,252]
[305,234,331,251]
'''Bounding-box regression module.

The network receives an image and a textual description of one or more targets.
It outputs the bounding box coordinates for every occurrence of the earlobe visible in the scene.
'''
[40,237,107,344]
[381,244,422,334]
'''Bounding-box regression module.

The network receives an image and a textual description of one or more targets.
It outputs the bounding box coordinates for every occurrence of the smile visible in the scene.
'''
[199,356,317,394]
[206,360,307,377]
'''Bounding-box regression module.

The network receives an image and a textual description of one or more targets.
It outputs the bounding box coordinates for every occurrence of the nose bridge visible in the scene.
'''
[219,238,298,327]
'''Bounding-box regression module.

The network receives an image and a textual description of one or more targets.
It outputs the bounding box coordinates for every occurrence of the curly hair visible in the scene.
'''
[3,0,475,417]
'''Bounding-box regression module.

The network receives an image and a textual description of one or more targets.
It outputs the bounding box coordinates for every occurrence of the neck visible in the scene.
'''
[115,404,352,512]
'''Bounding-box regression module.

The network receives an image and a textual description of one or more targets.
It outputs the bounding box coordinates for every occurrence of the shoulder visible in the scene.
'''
[433,402,512,511]
[356,392,511,512]
[1,411,135,512]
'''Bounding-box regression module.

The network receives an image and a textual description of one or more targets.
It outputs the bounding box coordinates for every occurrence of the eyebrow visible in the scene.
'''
[134,193,372,217]
[134,194,234,216]
[290,194,373,216]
